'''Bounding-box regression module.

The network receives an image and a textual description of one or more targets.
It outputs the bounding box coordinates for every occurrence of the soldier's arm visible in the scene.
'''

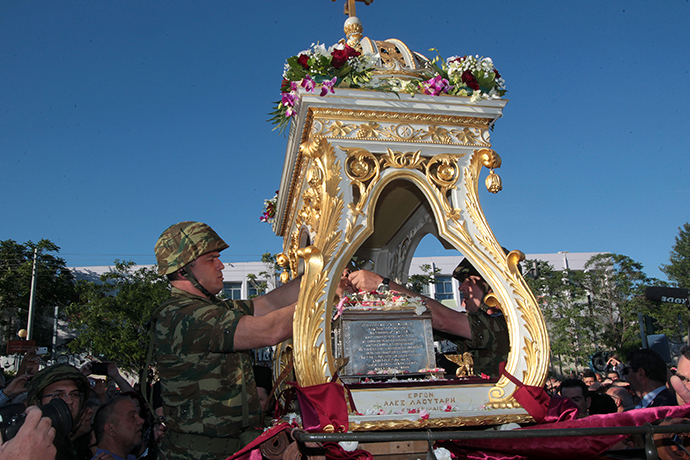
[348,270,472,339]
[252,275,302,317]
[233,303,296,350]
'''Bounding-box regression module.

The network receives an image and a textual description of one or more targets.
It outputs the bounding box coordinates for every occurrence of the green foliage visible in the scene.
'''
[524,253,680,366]
[581,253,653,352]
[0,239,74,347]
[524,259,590,364]
[407,264,441,295]
[661,222,690,289]
[245,253,280,298]
[66,261,169,374]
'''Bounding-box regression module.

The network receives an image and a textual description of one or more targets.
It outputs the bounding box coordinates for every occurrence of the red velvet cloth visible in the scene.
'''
[437,404,690,460]
[291,379,350,433]
[226,422,291,460]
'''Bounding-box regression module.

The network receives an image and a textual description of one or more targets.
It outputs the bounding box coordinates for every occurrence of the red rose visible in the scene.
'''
[462,70,480,91]
[331,44,360,68]
[494,68,502,79]
[331,49,348,68]
[297,54,309,69]
[280,78,291,92]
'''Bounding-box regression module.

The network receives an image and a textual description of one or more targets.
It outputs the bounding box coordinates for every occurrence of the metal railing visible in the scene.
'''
[292,423,690,460]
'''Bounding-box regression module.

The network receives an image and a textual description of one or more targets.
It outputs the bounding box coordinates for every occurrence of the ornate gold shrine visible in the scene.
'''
[271,32,549,431]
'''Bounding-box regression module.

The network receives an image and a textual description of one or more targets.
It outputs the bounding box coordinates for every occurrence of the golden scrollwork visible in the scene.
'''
[289,137,347,385]
[349,413,534,431]
[342,146,380,218]
[380,149,425,170]
[425,153,464,222]
[315,119,489,146]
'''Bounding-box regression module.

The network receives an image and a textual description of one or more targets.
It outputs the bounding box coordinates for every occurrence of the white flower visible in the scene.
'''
[328,42,345,53]
[339,441,359,452]
[470,92,482,103]
[434,447,452,460]
[312,43,329,58]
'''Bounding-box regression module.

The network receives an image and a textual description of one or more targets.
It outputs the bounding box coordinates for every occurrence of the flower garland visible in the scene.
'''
[269,42,507,134]
[259,190,278,224]
[333,289,427,320]
[268,41,377,134]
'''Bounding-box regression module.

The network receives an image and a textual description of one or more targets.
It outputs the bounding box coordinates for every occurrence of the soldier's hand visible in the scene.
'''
[348,270,383,292]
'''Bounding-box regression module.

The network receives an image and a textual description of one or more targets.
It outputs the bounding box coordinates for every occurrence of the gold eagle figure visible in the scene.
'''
[444,352,474,377]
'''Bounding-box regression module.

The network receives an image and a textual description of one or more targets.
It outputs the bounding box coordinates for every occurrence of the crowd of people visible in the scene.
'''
[0,353,165,460]
[546,347,690,419]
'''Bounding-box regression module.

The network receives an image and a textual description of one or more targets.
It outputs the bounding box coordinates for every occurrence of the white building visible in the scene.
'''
[71,251,604,309]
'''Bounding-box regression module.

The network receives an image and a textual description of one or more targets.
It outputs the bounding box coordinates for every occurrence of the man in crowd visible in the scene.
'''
[623,348,676,408]
[670,344,690,405]
[582,369,597,387]
[26,363,94,460]
[559,379,591,418]
[606,386,636,412]
[347,257,509,376]
[152,221,301,460]
[91,396,145,460]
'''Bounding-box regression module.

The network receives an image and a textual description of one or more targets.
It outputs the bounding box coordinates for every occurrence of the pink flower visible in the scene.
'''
[320,77,337,96]
[420,409,429,420]
[333,296,347,320]
[301,76,316,93]
[444,404,452,412]
[281,92,297,107]
[422,75,453,96]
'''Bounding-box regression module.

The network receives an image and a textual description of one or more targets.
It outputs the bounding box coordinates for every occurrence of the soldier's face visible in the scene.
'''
[459,276,484,312]
[190,251,225,295]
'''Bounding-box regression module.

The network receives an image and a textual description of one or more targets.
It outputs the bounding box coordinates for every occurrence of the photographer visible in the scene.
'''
[26,364,94,460]
[0,406,56,460]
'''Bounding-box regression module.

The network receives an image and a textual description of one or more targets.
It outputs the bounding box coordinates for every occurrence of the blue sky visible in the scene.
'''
[2,1,688,281]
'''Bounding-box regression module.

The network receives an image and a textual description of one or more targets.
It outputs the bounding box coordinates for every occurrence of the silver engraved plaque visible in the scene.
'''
[336,310,435,377]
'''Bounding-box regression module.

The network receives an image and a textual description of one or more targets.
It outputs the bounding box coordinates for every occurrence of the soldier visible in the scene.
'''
[348,257,509,377]
[152,222,300,460]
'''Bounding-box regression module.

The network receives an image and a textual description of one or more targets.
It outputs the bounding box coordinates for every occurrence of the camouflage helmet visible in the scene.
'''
[155,221,229,275]
[27,363,90,411]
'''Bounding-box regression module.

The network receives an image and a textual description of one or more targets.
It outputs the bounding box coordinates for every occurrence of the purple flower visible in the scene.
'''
[422,75,453,96]
[281,92,297,107]
[285,106,296,117]
[301,76,316,93]
[320,77,337,96]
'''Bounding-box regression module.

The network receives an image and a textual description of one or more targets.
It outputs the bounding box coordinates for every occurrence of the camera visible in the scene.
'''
[90,361,108,375]
[0,398,73,441]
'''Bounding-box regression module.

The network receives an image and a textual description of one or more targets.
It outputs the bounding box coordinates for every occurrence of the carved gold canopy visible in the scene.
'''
[272,87,549,429]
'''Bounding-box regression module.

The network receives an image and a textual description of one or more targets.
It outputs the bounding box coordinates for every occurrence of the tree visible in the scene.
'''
[661,222,690,289]
[524,259,591,369]
[245,253,281,298]
[66,261,169,374]
[0,239,74,348]
[580,253,655,356]
[407,263,441,295]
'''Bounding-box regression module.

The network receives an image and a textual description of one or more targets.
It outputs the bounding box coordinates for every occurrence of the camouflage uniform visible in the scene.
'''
[436,305,509,377]
[154,287,263,460]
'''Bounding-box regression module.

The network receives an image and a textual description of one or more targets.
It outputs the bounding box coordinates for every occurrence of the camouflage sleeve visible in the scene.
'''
[162,299,250,355]
[465,310,507,350]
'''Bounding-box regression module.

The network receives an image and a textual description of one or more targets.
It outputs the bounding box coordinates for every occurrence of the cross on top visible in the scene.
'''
[332,0,373,18]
